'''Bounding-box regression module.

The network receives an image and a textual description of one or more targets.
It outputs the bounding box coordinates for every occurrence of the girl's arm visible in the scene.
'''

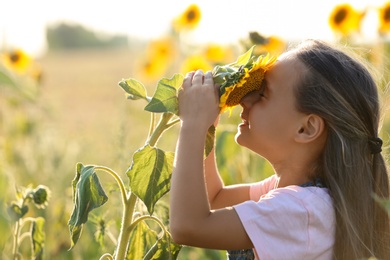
[204,147,251,209]
[169,70,252,250]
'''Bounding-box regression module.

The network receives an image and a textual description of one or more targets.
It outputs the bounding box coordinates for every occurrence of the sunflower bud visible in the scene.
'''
[32,185,51,209]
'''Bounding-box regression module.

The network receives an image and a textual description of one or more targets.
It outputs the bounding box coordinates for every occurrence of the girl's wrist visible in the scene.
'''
[181,118,211,129]
[180,122,209,138]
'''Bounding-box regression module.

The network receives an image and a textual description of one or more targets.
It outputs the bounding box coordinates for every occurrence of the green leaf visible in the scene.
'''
[69,225,82,251]
[205,125,215,157]
[126,221,157,260]
[31,217,45,260]
[232,45,255,68]
[212,66,237,85]
[68,163,108,250]
[127,145,174,214]
[144,233,182,260]
[144,74,183,115]
[7,202,29,221]
[249,32,267,45]
[119,78,148,100]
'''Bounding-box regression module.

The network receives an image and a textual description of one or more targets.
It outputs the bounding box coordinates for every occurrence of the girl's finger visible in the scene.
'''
[204,71,213,86]
[182,71,195,88]
[192,70,204,85]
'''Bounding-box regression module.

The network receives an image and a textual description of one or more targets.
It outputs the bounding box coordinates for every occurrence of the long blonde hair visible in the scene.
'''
[293,40,390,259]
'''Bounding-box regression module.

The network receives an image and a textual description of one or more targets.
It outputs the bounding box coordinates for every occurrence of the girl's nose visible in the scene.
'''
[240,90,260,109]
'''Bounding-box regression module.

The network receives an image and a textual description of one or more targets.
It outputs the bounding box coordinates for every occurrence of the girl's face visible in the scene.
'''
[235,53,307,161]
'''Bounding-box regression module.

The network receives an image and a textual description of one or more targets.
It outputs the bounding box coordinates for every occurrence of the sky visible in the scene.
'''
[0,0,387,57]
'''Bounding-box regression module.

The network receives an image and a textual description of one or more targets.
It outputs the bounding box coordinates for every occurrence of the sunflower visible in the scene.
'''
[378,1,390,34]
[146,37,176,63]
[2,48,32,74]
[139,56,167,80]
[173,4,201,31]
[254,36,286,56]
[204,43,233,64]
[180,54,212,74]
[328,4,364,36]
[213,46,277,113]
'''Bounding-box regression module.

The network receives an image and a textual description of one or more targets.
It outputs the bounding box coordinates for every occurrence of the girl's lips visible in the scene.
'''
[239,119,249,127]
[239,112,249,127]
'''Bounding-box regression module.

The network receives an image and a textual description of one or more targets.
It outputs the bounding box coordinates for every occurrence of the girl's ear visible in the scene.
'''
[295,114,325,143]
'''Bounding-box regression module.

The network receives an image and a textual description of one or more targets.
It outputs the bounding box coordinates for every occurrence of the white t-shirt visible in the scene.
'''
[233,175,335,260]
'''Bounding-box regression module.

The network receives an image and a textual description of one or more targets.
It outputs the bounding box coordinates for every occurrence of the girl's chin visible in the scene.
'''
[235,131,253,149]
[234,132,244,145]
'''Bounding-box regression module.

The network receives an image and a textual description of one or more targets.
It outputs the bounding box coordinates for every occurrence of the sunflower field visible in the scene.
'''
[1,2,390,259]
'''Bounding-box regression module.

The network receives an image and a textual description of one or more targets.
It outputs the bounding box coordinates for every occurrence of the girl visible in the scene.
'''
[170,39,390,259]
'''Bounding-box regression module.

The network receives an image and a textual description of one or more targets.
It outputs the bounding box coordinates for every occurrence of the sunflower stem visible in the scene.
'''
[148,113,156,139]
[12,219,22,260]
[127,215,169,236]
[114,193,137,260]
[146,113,175,147]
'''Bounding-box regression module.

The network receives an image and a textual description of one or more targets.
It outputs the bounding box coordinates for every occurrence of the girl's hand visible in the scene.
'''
[178,70,220,131]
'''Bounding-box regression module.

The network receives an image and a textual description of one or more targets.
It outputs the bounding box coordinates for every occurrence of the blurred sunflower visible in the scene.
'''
[254,36,286,56]
[204,44,233,64]
[181,55,212,74]
[173,4,201,31]
[146,37,176,63]
[213,47,277,112]
[2,49,32,74]
[328,3,364,36]
[139,56,167,80]
[378,1,390,34]
[1,48,42,82]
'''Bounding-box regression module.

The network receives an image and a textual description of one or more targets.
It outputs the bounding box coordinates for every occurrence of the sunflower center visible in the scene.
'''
[186,10,196,22]
[384,7,390,22]
[225,69,265,107]
[159,47,168,56]
[334,8,347,25]
[10,52,21,63]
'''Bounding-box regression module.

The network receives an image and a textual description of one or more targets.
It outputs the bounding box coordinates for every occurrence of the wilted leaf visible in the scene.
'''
[126,220,157,260]
[144,233,182,260]
[31,217,45,260]
[126,145,174,214]
[68,163,108,249]
[7,202,28,221]
[144,74,183,114]
[119,78,148,100]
